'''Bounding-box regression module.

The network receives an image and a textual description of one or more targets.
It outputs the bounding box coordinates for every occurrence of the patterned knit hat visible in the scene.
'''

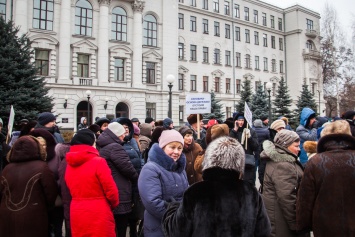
[274,129,299,148]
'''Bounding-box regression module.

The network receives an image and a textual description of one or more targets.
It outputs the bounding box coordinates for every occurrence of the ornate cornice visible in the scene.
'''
[132,0,145,13]
[98,0,111,6]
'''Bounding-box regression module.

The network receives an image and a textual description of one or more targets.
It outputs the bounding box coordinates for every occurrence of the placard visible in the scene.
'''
[185,94,211,114]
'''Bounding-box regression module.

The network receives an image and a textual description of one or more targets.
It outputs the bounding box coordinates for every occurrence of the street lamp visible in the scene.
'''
[166,74,175,118]
[104,97,108,110]
[85,90,91,125]
[63,95,68,109]
[265,82,272,124]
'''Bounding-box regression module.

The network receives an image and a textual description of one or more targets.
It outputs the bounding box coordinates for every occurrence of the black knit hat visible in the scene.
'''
[145,117,154,124]
[38,112,56,126]
[70,129,96,146]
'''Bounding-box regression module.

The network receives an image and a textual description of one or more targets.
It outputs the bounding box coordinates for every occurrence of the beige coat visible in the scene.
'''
[261,141,307,237]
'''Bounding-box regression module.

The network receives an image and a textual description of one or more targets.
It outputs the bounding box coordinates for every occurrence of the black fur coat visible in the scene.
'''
[163,167,271,237]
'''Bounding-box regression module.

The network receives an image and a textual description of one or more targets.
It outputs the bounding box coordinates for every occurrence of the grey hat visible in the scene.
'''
[253,119,263,128]
[274,129,299,148]
[202,136,245,174]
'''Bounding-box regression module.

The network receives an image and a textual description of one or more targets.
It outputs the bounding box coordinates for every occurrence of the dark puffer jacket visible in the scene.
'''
[296,133,355,236]
[97,129,138,215]
[138,143,188,237]
[163,167,271,237]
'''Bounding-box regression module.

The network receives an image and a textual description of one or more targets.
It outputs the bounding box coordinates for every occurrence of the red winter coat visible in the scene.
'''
[65,145,119,237]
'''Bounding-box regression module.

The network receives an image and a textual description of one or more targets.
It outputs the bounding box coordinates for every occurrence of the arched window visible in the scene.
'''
[143,14,157,47]
[116,102,129,118]
[306,40,314,50]
[75,0,93,36]
[112,7,127,41]
[33,0,54,30]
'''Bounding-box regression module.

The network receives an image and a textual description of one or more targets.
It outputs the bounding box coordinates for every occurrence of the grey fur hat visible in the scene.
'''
[202,136,245,174]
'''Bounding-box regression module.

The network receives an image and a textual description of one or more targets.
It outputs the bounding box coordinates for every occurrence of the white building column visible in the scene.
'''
[14,0,28,35]
[131,1,145,88]
[97,0,110,85]
[57,0,72,84]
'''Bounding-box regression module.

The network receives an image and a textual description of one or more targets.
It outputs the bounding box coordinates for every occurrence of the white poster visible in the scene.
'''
[244,102,253,127]
[185,94,211,115]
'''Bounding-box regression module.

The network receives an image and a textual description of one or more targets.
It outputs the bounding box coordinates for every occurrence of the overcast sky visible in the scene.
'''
[262,0,354,41]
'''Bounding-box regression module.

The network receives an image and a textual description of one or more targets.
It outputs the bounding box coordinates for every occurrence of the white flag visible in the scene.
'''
[244,102,253,127]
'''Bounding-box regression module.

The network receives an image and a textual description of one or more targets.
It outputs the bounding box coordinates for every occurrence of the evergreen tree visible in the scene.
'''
[204,91,225,120]
[250,81,268,120]
[273,77,293,120]
[236,77,253,114]
[294,84,318,123]
[0,18,53,127]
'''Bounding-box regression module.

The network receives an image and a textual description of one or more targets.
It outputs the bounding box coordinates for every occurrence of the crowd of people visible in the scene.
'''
[0,108,355,237]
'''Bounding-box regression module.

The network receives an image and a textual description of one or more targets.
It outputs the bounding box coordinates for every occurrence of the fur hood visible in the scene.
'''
[261,140,297,163]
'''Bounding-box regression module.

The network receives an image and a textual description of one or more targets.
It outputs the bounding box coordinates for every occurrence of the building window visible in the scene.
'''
[114,58,124,81]
[33,0,54,30]
[236,79,241,93]
[244,7,249,21]
[271,36,275,49]
[190,0,196,6]
[224,1,230,15]
[254,10,258,23]
[75,0,92,36]
[203,18,209,33]
[179,105,184,121]
[178,43,184,59]
[263,33,267,47]
[262,12,266,26]
[143,14,157,47]
[226,78,231,93]
[255,56,259,70]
[178,13,184,29]
[306,19,313,30]
[190,16,196,32]
[214,21,220,36]
[191,75,197,91]
[146,103,156,120]
[272,82,276,96]
[270,15,274,28]
[213,0,219,12]
[77,54,89,77]
[311,83,316,95]
[178,0,184,2]
[245,29,250,43]
[146,62,155,84]
[279,38,283,50]
[278,18,282,31]
[225,50,231,66]
[190,44,197,61]
[236,52,241,67]
[235,26,240,41]
[203,46,209,63]
[225,24,230,38]
[35,49,49,76]
[112,7,127,41]
[0,0,6,19]
[178,73,184,90]
[271,59,276,72]
[255,81,261,92]
[280,60,284,73]
[254,31,259,45]
[214,77,220,92]
[203,76,209,92]
[263,57,268,71]
[306,40,313,50]
[234,4,239,18]
[214,48,220,64]
[226,106,231,118]
[245,54,251,68]
[202,0,208,9]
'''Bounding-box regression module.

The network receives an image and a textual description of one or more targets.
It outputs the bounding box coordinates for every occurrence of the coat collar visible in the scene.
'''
[262,140,297,163]
[317,133,355,153]
[148,143,186,173]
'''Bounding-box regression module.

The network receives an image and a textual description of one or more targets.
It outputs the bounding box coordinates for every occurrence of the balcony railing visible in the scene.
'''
[302,49,321,59]
[305,29,317,38]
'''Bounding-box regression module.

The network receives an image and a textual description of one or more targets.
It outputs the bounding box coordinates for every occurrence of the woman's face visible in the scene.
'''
[287,141,300,156]
[163,142,183,161]
[101,122,108,131]
[122,124,130,136]
[183,134,193,145]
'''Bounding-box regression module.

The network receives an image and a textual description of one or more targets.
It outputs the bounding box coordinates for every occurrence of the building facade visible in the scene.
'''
[0,0,323,130]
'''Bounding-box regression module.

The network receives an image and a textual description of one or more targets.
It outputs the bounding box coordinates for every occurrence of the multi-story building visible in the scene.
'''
[0,0,323,130]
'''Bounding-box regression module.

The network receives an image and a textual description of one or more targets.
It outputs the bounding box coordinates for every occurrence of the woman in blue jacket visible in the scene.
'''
[138,129,188,237]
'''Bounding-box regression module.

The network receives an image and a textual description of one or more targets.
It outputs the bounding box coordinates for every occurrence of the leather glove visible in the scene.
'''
[244,128,251,139]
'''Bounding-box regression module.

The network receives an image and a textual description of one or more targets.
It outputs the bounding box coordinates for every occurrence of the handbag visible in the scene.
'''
[245,154,256,167]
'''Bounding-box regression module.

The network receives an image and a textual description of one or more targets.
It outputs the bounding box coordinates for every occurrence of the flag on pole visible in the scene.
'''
[6,105,15,144]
